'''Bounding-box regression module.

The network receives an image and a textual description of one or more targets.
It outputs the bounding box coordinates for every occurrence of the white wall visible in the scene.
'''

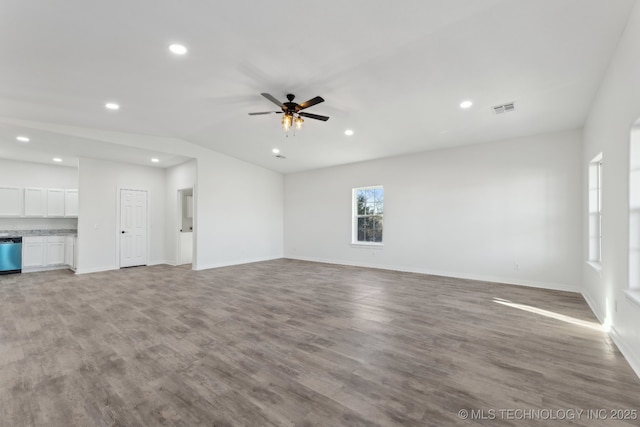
[194,151,283,270]
[582,1,640,378]
[0,158,78,230]
[0,158,77,188]
[285,129,583,291]
[165,159,197,265]
[76,151,283,273]
[10,124,285,271]
[0,217,77,231]
[76,157,166,273]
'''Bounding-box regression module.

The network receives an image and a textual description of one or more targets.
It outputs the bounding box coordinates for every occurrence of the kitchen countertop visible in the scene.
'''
[0,229,77,238]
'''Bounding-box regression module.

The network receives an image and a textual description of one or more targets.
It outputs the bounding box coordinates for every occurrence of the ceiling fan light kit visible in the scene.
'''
[281,114,292,131]
[250,93,329,134]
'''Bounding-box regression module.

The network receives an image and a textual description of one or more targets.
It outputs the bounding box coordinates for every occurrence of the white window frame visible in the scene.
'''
[628,126,640,306]
[352,185,384,246]
[587,153,602,270]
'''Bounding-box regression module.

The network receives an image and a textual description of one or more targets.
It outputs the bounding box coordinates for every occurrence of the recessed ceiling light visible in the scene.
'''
[344,129,354,136]
[16,136,30,142]
[460,100,473,109]
[272,148,280,154]
[169,44,188,55]
[52,157,62,163]
[105,102,120,110]
[151,158,160,163]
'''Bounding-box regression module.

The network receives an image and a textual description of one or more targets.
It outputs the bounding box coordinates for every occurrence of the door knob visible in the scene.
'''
[121,231,126,234]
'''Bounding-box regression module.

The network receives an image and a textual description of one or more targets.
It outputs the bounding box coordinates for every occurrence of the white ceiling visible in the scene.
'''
[0,0,635,173]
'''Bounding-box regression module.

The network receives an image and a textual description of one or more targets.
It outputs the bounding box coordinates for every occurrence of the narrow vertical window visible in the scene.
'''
[353,186,384,244]
[588,153,603,266]
[628,125,640,301]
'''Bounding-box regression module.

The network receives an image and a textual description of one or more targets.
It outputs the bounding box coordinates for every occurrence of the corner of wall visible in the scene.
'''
[610,326,640,380]
[581,289,605,324]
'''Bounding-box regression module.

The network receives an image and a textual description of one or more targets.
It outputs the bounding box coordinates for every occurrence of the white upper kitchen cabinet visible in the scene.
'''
[0,186,23,216]
[24,187,47,217]
[47,189,65,217]
[64,189,78,217]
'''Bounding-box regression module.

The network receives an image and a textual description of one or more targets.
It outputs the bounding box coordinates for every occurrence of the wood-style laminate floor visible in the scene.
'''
[1,259,639,426]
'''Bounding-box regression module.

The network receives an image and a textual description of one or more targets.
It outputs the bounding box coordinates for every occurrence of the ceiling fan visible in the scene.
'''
[249,93,330,131]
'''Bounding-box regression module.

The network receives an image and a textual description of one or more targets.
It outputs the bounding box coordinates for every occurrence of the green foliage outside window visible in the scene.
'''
[355,187,383,243]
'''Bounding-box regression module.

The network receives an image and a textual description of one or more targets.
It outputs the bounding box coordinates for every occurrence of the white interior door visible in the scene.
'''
[120,189,148,268]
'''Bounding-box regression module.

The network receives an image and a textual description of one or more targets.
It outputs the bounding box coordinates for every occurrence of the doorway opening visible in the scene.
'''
[177,188,193,266]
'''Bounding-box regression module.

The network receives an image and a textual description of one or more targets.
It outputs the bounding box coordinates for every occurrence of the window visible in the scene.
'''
[629,126,640,300]
[588,153,603,266]
[353,186,383,244]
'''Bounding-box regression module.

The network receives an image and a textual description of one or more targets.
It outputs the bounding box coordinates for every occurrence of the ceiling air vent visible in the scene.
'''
[492,102,515,115]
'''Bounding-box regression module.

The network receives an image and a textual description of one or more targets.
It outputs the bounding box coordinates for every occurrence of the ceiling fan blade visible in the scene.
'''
[248,111,282,115]
[297,96,325,111]
[299,112,330,121]
[261,93,284,107]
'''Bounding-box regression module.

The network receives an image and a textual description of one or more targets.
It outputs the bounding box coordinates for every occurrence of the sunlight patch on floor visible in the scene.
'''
[493,298,604,332]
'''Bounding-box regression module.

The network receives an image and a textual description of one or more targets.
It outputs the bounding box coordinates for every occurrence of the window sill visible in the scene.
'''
[625,290,640,308]
[586,261,602,273]
[351,242,384,248]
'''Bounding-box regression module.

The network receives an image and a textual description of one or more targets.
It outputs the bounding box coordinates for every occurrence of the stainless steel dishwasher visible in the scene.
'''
[0,237,22,274]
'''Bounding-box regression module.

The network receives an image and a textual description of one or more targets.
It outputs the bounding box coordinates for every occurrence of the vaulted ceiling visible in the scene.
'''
[0,0,635,172]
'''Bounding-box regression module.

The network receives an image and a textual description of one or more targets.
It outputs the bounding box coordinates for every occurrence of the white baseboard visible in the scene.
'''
[194,256,281,271]
[582,291,640,380]
[148,259,171,266]
[610,326,640,380]
[21,265,71,274]
[160,260,193,267]
[285,255,579,293]
[581,290,605,324]
[162,262,193,267]
[74,257,272,274]
[76,259,172,274]
[74,265,117,275]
